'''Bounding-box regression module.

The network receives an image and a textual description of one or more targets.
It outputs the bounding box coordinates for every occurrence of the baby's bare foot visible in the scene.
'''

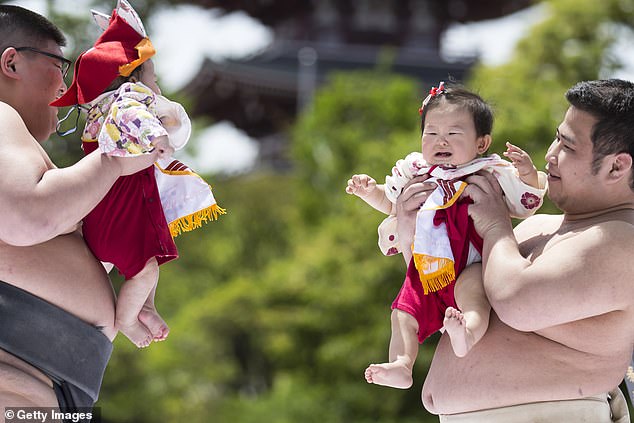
[443,307,472,357]
[364,361,413,389]
[138,307,170,342]
[117,319,153,348]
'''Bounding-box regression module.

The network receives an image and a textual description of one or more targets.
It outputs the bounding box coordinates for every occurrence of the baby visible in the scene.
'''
[52,0,224,348]
[346,82,547,389]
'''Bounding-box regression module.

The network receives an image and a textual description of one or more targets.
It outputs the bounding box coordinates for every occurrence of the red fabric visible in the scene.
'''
[392,258,458,343]
[391,197,483,343]
[81,141,178,280]
[433,197,483,275]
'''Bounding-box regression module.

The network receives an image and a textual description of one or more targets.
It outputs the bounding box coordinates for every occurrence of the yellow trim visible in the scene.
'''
[431,181,467,210]
[119,38,155,77]
[169,204,226,238]
[413,253,456,294]
[159,169,198,177]
[154,161,200,178]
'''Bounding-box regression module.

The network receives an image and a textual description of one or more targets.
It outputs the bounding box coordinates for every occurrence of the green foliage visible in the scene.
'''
[291,71,420,224]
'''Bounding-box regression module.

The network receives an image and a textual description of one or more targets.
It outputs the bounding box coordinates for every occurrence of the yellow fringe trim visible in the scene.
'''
[413,253,456,295]
[169,204,226,238]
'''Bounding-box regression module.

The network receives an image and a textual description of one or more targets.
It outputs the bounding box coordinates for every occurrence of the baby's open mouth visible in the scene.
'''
[435,152,452,158]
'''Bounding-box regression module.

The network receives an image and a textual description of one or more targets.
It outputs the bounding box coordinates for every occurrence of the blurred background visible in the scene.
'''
[4,0,634,421]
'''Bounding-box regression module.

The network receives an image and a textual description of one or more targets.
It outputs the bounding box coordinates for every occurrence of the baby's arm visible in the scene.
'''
[346,174,394,215]
[503,142,539,188]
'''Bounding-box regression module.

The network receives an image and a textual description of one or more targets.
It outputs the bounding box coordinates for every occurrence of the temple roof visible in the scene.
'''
[183,40,474,138]
[177,0,532,169]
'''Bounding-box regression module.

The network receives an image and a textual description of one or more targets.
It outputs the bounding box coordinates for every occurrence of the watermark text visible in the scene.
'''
[4,408,100,423]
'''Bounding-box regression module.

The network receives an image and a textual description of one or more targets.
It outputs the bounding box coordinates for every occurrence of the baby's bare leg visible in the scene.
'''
[116,258,162,348]
[365,309,419,389]
[443,264,490,357]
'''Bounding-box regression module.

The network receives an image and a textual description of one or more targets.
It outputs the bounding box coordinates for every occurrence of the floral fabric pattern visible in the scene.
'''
[81,82,167,156]
[521,192,541,209]
[378,153,548,257]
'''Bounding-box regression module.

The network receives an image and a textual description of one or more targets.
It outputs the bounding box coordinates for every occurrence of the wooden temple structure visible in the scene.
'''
[180,0,532,170]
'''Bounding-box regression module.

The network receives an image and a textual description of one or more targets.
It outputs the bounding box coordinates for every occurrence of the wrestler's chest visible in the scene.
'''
[518,232,571,262]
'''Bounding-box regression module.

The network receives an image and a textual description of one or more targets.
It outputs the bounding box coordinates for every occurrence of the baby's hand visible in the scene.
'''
[503,142,538,188]
[346,174,377,198]
[151,136,174,160]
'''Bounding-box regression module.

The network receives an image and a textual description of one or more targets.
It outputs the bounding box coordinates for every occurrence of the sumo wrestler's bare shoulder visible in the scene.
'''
[512,213,562,244]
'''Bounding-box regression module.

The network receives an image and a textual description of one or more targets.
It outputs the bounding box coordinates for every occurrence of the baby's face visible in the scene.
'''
[421,105,487,166]
[139,60,161,95]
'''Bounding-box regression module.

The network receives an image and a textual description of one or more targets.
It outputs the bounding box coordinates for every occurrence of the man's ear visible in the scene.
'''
[607,152,633,183]
[477,134,492,154]
[0,48,20,79]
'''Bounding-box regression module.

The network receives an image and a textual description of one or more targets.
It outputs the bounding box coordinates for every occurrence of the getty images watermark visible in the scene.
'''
[4,408,101,423]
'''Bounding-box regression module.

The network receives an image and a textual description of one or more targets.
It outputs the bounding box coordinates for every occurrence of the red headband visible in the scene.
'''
[418,81,446,115]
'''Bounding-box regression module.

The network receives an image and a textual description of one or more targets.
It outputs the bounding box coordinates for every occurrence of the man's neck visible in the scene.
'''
[563,202,634,224]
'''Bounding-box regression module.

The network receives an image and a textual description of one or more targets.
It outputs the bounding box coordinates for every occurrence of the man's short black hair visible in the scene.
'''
[566,79,634,189]
[0,5,66,53]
